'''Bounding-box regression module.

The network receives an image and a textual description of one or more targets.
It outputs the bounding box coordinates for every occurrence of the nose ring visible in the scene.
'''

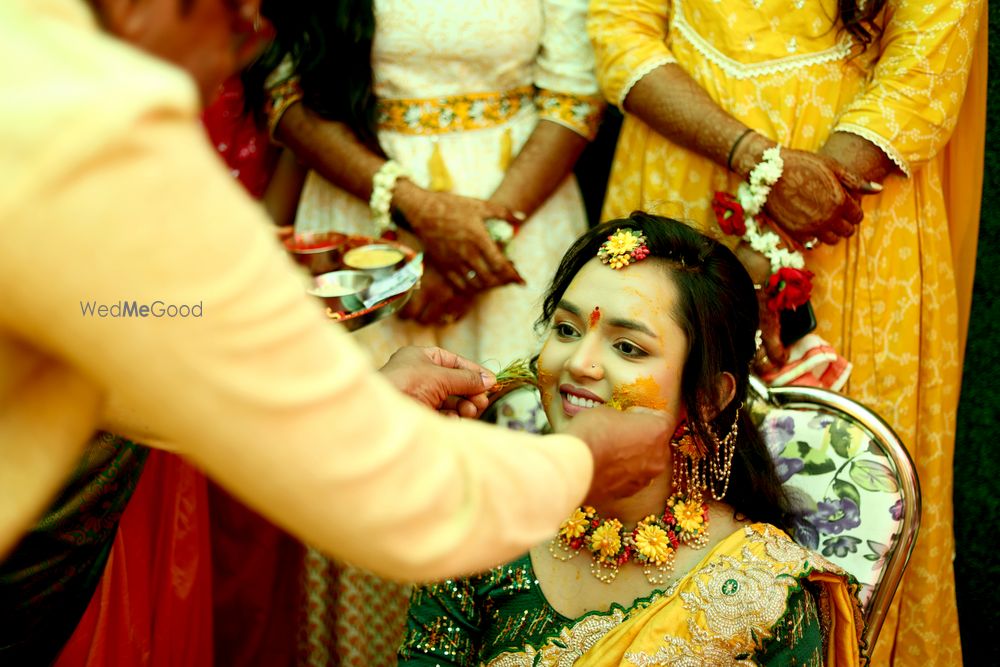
[591,363,598,369]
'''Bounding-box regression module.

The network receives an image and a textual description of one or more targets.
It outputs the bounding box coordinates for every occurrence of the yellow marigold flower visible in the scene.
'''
[635,524,673,565]
[598,229,648,271]
[559,508,591,540]
[604,230,642,255]
[673,499,705,535]
[589,519,622,558]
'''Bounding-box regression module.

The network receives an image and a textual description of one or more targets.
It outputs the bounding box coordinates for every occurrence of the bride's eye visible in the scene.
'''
[554,322,580,339]
[614,340,647,358]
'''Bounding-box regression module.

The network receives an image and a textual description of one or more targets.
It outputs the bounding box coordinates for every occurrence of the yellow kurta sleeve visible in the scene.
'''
[833,0,986,176]
[587,0,676,109]
[0,0,593,580]
[533,0,605,140]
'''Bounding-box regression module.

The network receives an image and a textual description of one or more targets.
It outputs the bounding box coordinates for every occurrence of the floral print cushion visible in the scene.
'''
[493,387,549,434]
[748,399,906,607]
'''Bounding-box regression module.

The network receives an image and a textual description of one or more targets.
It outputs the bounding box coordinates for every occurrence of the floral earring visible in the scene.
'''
[671,410,740,504]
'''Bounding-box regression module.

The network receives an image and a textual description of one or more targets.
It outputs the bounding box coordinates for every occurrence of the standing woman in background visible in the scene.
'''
[588,0,986,664]
[244,1,604,664]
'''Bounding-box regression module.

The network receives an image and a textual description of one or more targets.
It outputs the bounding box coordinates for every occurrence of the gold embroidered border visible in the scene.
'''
[488,608,628,667]
[376,86,535,135]
[265,76,304,140]
[535,90,605,141]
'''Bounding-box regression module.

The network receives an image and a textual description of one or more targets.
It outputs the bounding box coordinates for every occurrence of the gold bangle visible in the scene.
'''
[265,77,304,141]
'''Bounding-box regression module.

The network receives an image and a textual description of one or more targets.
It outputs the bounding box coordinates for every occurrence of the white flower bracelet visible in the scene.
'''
[369,160,408,237]
[736,145,783,217]
[735,146,802,274]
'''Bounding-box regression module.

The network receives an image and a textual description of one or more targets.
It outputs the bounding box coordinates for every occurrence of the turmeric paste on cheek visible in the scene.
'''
[605,376,668,411]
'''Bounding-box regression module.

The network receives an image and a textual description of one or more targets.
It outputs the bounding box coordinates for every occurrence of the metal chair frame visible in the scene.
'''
[749,376,921,655]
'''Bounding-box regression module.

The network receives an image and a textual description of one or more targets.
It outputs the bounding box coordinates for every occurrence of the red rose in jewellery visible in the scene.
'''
[766,267,814,311]
[711,192,746,236]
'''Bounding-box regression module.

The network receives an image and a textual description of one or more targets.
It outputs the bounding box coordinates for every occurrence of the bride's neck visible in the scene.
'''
[593,470,674,527]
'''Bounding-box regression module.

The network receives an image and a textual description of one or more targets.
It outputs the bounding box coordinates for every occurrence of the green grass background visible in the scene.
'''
[954,3,999,661]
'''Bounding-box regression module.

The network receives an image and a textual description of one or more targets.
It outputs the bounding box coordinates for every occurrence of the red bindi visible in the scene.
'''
[589,307,601,328]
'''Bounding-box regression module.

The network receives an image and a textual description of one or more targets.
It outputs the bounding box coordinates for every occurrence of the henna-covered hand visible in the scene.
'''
[733,242,789,369]
[819,131,896,187]
[733,134,870,246]
[394,182,524,292]
[398,262,478,327]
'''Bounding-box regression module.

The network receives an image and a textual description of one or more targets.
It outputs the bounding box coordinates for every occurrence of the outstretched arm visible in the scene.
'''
[4,111,594,577]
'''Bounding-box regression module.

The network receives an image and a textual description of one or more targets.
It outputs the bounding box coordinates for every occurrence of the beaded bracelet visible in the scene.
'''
[369,160,408,238]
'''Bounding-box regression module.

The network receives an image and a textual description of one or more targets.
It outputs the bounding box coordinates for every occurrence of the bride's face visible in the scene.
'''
[538,258,688,433]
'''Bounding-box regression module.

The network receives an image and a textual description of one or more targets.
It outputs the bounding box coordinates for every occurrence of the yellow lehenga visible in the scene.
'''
[588,1,986,664]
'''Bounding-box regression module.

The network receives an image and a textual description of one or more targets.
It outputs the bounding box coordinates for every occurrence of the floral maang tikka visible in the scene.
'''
[597,228,649,269]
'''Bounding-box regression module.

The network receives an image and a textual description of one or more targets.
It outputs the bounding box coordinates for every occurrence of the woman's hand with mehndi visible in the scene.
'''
[394,182,525,292]
[397,262,477,326]
[732,134,869,246]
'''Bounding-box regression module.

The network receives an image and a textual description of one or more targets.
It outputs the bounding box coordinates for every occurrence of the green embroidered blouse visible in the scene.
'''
[398,550,826,666]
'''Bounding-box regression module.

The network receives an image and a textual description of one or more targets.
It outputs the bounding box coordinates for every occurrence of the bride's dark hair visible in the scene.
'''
[538,213,797,531]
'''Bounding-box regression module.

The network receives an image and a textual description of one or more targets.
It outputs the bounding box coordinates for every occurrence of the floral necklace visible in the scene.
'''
[549,494,710,584]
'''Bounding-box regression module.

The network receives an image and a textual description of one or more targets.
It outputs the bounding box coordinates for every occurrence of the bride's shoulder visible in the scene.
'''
[717,522,845,578]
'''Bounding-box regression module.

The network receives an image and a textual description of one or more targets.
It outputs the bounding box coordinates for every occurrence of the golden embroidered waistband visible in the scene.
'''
[376,86,535,135]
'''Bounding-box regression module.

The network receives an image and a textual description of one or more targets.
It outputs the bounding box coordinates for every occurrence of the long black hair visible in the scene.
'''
[538,213,797,531]
[245,0,381,151]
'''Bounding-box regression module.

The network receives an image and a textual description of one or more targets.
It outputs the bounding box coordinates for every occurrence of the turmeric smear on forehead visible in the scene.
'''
[606,376,667,411]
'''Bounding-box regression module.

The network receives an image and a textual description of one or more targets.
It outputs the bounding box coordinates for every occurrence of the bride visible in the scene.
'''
[398,213,865,666]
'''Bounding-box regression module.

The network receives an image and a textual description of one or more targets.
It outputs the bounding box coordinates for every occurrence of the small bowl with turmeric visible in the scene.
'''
[342,244,407,280]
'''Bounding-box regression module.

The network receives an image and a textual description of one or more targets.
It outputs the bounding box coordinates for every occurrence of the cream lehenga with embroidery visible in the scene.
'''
[290,2,601,665]
[294,0,600,370]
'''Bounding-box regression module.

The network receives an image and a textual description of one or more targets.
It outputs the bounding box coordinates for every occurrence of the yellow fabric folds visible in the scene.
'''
[427,141,453,192]
[499,128,513,172]
[941,0,988,358]
[571,524,863,666]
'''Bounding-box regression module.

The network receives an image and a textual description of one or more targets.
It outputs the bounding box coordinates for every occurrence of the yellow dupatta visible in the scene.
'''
[941,0,988,360]
[573,524,864,667]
